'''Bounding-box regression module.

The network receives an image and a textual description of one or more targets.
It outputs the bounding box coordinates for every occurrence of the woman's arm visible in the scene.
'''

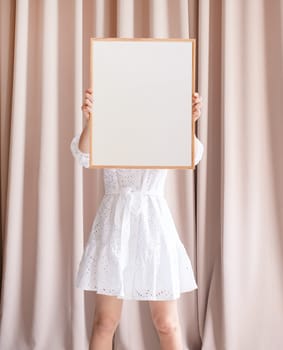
[78,88,93,152]
[70,88,93,168]
[78,121,91,153]
[192,92,204,165]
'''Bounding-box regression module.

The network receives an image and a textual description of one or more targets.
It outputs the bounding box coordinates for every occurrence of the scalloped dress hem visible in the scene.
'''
[75,284,198,301]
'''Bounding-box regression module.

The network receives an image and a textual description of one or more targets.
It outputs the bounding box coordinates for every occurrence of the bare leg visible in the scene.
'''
[89,293,123,350]
[148,299,183,350]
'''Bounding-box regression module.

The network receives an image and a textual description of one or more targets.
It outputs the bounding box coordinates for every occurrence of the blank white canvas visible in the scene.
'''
[90,39,194,168]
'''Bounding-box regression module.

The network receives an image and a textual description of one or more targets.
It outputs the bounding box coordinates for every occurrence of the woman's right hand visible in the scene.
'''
[81,88,94,122]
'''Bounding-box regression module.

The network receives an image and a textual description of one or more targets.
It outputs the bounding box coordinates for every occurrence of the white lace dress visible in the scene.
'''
[70,134,204,300]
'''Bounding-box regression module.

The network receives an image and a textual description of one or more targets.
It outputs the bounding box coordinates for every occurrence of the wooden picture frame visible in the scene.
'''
[89,37,196,169]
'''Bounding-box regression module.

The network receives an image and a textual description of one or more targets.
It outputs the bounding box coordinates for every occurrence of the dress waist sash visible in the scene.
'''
[103,186,165,273]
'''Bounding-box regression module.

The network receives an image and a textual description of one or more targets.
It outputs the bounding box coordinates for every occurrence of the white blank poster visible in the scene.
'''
[89,38,196,169]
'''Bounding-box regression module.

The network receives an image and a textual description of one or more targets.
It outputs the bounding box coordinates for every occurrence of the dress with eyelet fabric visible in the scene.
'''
[70,133,204,300]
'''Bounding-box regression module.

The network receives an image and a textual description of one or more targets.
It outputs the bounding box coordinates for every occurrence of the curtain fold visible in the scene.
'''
[0,1,282,349]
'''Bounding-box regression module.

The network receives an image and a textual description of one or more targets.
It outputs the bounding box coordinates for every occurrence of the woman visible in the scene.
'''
[70,88,203,350]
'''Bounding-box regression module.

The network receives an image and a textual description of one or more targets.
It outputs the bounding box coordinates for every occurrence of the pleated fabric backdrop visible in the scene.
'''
[0,1,282,349]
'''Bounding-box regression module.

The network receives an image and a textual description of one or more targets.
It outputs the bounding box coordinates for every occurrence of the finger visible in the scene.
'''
[193,103,202,110]
[193,97,202,104]
[82,104,92,114]
[85,95,93,103]
[83,101,93,111]
[193,103,202,111]
[192,101,201,108]
[83,104,92,112]
[193,94,202,101]
[193,105,201,112]
[85,97,93,105]
[86,92,94,101]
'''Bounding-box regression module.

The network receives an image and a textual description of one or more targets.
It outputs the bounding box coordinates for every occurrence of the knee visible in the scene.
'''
[93,314,120,336]
[152,315,179,336]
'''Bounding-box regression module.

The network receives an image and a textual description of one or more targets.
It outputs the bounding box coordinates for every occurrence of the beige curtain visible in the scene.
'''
[1,0,282,349]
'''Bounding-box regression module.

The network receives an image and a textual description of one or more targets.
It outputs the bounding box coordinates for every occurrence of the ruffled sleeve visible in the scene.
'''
[70,133,90,168]
[194,134,204,166]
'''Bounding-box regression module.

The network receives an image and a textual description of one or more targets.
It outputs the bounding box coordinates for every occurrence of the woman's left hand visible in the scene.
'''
[192,92,202,122]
